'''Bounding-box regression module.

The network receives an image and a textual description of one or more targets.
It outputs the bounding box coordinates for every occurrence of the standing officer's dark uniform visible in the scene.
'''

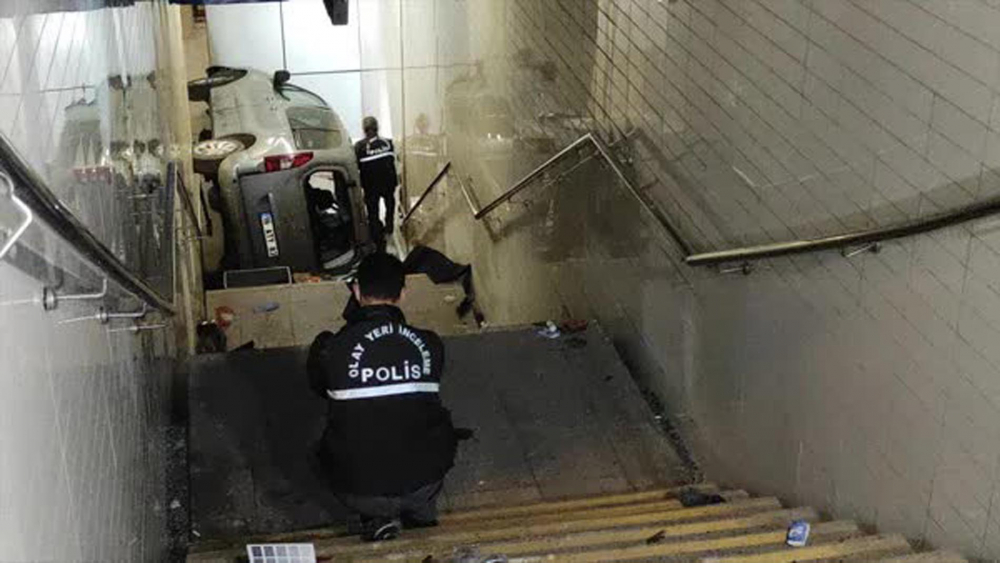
[354,135,399,241]
[307,304,457,523]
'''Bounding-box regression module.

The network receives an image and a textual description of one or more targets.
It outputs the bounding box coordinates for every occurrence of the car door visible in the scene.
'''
[239,169,318,273]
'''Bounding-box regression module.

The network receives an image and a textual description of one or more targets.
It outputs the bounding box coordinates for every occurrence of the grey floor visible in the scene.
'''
[186,324,687,539]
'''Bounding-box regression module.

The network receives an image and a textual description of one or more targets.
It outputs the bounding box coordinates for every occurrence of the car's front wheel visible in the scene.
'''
[193,137,246,175]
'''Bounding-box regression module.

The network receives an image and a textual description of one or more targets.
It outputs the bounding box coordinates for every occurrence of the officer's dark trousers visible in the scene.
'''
[336,480,443,523]
[365,188,396,241]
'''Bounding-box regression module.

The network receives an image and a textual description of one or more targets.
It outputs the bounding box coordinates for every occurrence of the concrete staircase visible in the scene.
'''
[186,484,966,562]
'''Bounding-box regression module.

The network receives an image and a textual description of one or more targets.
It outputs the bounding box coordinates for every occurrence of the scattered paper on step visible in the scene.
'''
[786,520,811,547]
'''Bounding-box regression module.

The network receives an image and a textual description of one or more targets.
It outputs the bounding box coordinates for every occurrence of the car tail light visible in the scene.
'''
[263,152,314,173]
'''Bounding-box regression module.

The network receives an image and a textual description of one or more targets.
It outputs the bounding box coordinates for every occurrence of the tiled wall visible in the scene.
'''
[0,0,185,298]
[0,1,187,560]
[0,248,175,561]
[493,0,1000,559]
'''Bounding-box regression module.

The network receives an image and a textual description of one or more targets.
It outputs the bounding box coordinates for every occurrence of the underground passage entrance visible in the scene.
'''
[185,322,687,540]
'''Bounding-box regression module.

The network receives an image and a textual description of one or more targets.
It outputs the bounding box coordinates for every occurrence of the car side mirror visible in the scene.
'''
[273,70,291,91]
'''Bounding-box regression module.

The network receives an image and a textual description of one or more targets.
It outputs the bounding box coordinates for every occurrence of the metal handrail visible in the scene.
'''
[401,161,451,226]
[173,163,203,239]
[474,133,693,255]
[475,135,595,219]
[454,171,483,217]
[685,195,1000,266]
[0,135,176,314]
[407,131,1000,269]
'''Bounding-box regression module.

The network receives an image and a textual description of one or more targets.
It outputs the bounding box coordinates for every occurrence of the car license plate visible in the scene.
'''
[260,212,279,257]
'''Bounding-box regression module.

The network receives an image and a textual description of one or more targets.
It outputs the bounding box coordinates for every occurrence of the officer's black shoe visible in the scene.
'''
[401,513,439,529]
[362,518,401,542]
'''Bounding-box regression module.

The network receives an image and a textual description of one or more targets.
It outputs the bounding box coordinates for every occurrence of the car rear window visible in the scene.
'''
[287,107,344,150]
[281,85,327,108]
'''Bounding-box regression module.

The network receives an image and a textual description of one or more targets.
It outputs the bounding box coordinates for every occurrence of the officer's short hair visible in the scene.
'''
[363,116,378,130]
[356,252,405,301]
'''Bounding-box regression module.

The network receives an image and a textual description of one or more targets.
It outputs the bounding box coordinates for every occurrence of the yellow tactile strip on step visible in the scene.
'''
[345,520,860,563]
[302,497,784,559]
[189,483,716,559]
[188,496,783,562]
[504,520,863,563]
[187,493,778,562]
[439,483,719,523]
[876,552,969,563]
[348,507,819,563]
[708,533,912,563]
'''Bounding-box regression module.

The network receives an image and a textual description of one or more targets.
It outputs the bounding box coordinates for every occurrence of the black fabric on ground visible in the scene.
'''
[336,479,443,523]
[402,245,470,283]
[342,245,475,320]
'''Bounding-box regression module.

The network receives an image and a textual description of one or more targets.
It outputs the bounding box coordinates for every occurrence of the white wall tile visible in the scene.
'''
[0,2,177,560]
[282,0,362,73]
[498,1,1000,558]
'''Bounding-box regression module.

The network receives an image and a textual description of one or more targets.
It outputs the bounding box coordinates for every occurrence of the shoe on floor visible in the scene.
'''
[401,513,439,529]
[362,519,401,542]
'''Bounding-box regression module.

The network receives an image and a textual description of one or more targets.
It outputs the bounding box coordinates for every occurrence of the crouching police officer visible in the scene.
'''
[308,253,457,541]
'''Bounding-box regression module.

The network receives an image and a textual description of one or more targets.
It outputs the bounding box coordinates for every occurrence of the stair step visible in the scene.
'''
[439,483,718,523]
[187,497,783,561]
[875,552,968,563]
[433,491,749,532]
[488,520,861,563]
[710,533,912,563]
[307,499,786,561]
[348,507,819,563]
[320,496,781,552]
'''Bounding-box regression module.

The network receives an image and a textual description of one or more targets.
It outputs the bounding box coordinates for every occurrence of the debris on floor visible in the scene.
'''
[560,319,589,333]
[452,547,508,563]
[246,543,316,563]
[645,530,667,544]
[535,320,561,339]
[786,520,811,547]
[252,301,280,314]
[678,488,725,507]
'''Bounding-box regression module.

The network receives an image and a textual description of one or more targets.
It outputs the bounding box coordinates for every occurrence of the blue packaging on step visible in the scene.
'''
[787,520,810,547]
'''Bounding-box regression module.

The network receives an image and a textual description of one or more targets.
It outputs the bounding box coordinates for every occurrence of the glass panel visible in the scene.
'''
[280,85,328,108]
[0,2,176,299]
[400,0,435,68]
[205,3,284,74]
[282,0,361,73]
[359,0,401,69]
[286,107,345,150]
[361,69,402,139]
[288,73,363,141]
[435,0,472,67]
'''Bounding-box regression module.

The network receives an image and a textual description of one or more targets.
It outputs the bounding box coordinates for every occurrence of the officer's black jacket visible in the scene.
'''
[354,137,399,195]
[307,304,456,495]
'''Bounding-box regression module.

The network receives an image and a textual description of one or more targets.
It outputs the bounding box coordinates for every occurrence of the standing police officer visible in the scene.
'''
[308,253,457,541]
[355,117,399,245]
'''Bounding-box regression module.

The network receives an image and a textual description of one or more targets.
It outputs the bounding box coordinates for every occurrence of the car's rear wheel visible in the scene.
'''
[187,68,246,102]
[193,137,246,175]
